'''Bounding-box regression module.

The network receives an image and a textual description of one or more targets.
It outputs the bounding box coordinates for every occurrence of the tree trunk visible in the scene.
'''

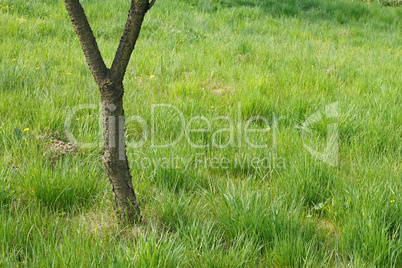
[100,79,141,222]
[63,0,155,224]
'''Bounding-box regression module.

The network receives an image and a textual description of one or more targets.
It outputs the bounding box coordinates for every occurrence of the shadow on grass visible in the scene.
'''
[188,0,400,26]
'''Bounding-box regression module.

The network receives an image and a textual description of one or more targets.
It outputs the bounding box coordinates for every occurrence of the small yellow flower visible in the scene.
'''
[35,67,39,70]
[23,66,26,68]
[76,118,80,121]
[390,200,395,203]
[175,165,178,170]
[48,41,51,43]
[24,128,29,131]
[266,127,270,131]
[12,58,16,61]
[150,75,155,78]
[64,72,72,75]
[307,215,312,218]
[211,106,214,109]
[312,65,314,68]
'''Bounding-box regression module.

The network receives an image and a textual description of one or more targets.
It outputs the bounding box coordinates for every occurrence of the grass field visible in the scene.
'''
[1,0,401,266]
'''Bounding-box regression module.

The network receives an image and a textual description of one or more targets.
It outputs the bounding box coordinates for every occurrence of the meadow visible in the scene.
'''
[0,0,401,266]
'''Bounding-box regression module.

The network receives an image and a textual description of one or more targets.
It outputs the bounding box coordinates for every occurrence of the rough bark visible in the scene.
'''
[110,1,149,82]
[100,80,141,222]
[63,0,154,223]
[63,0,108,86]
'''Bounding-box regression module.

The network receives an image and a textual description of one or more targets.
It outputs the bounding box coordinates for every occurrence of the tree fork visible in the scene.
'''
[64,0,156,223]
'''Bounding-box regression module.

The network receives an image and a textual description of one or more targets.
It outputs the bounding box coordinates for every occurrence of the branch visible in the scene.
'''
[110,0,150,82]
[64,0,108,85]
[148,0,157,10]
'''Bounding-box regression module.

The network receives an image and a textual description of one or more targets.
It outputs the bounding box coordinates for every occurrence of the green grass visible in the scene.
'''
[1,0,401,266]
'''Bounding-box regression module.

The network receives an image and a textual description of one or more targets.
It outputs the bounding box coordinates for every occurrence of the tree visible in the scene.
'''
[63,0,156,223]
